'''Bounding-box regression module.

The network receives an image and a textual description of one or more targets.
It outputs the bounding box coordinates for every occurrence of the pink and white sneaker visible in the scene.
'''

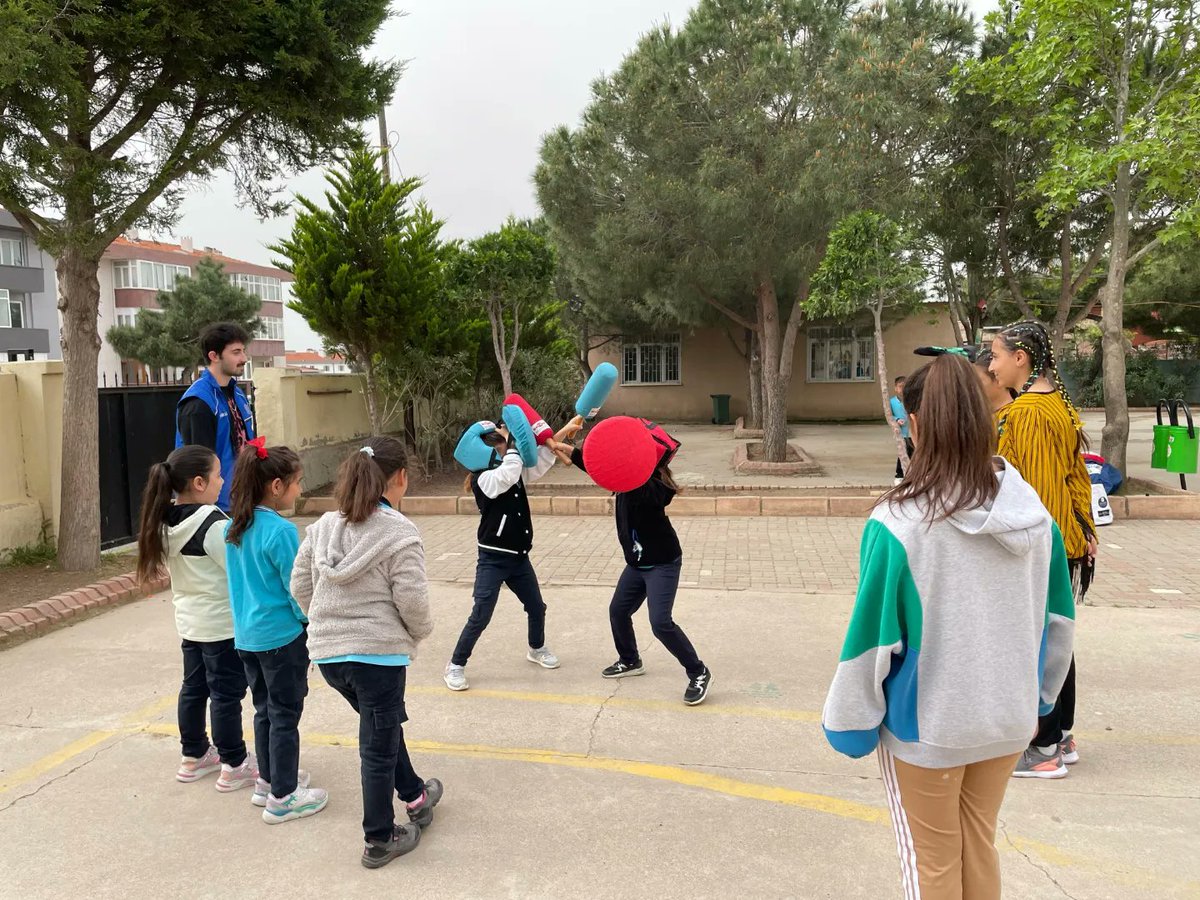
[216,758,260,793]
[176,746,221,783]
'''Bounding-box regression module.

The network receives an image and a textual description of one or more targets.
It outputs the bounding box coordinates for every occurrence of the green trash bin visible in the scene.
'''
[710,393,732,425]
[1152,400,1171,469]
[1165,401,1198,475]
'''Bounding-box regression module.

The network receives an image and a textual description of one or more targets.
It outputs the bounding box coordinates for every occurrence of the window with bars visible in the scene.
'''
[0,289,23,328]
[0,237,26,267]
[113,259,190,290]
[622,334,681,385]
[807,326,875,383]
[231,273,283,302]
[260,317,285,341]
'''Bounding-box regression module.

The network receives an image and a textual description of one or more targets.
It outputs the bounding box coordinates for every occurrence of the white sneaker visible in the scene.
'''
[526,646,560,669]
[252,769,310,807]
[215,758,259,793]
[444,663,468,691]
[176,745,221,783]
[262,786,329,824]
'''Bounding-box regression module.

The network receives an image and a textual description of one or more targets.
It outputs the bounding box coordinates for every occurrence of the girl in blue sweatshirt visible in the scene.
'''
[822,356,1075,900]
[225,438,327,825]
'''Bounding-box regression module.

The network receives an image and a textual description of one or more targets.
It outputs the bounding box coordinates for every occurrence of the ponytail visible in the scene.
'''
[136,445,219,586]
[226,443,302,546]
[335,436,408,523]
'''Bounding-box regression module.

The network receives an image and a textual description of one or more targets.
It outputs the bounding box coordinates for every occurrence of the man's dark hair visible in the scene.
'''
[894,375,906,385]
[200,322,250,364]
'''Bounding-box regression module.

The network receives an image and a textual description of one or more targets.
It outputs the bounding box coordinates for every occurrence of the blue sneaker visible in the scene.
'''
[262,786,328,824]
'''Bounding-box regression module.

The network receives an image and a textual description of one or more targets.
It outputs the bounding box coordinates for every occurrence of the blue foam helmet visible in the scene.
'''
[454,420,502,472]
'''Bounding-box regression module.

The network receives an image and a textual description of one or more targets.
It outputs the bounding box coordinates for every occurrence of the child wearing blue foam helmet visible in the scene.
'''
[445,414,579,692]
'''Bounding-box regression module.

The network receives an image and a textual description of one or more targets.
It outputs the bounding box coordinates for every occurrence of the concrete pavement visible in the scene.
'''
[1,516,1198,899]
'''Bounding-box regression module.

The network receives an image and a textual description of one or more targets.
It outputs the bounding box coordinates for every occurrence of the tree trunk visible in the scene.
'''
[486,301,514,397]
[1100,162,1133,473]
[875,305,908,475]
[56,248,104,571]
[756,279,789,461]
[747,328,762,429]
[577,319,595,378]
[363,357,381,434]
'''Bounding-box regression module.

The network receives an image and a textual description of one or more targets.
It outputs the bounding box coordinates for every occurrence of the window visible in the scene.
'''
[622,334,681,385]
[808,326,875,382]
[115,310,139,329]
[260,317,284,341]
[231,272,282,302]
[113,259,190,290]
[0,289,23,328]
[0,237,25,267]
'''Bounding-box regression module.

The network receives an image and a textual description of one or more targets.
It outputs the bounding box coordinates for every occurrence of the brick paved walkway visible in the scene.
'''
[401,515,1200,609]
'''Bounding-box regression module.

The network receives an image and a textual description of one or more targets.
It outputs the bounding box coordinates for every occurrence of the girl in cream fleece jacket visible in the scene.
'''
[290,437,440,869]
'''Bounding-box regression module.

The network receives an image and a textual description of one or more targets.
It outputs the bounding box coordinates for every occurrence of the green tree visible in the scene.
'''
[1125,234,1200,350]
[105,259,262,371]
[452,219,557,398]
[537,0,972,461]
[273,144,451,434]
[0,1,395,569]
[967,0,1200,473]
[807,212,925,470]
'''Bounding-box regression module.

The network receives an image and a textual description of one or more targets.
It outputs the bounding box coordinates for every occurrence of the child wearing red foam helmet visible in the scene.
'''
[569,422,711,706]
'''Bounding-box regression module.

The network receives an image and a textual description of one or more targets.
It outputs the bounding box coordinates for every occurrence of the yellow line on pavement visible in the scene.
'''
[0,730,119,796]
[0,696,177,797]
[407,685,1200,746]
[407,685,822,722]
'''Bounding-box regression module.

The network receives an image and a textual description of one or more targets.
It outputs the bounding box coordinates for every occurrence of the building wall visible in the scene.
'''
[96,262,123,376]
[589,306,957,422]
[0,210,60,361]
[0,362,64,550]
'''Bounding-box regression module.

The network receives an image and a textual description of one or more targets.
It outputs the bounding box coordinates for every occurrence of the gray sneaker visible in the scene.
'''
[406,778,444,828]
[1012,746,1068,779]
[526,646,560,669]
[362,824,421,869]
[262,785,329,824]
[444,663,468,691]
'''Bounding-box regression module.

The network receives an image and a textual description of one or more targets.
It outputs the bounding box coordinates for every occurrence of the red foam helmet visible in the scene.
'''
[582,416,658,493]
[504,393,552,446]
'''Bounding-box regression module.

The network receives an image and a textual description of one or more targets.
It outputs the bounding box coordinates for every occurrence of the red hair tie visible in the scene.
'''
[247,436,268,459]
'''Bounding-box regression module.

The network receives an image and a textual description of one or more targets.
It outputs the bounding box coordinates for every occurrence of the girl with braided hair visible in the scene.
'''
[990,321,1096,780]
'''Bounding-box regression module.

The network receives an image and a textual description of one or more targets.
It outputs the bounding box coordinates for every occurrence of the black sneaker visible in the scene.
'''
[601,660,645,678]
[362,824,421,869]
[405,778,443,828]
[683,667,712,706]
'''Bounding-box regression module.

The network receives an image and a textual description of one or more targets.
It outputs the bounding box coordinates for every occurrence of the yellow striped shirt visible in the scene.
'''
[998,392,1095,559]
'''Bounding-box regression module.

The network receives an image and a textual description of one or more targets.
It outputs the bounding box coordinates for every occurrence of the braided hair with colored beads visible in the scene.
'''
[993,321,1088,451]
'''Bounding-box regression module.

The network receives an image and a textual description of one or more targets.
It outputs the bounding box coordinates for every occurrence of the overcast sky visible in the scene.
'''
[171,0,998,352]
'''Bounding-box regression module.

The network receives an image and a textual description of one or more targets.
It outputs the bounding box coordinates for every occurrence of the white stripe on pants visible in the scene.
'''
[879,746,922,900]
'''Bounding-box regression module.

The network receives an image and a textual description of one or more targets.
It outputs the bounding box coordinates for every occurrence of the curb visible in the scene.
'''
[298,493,1200,520]
[0,571,169,650]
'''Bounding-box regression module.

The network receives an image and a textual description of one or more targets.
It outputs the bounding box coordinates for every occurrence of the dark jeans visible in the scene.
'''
[610,558,704,679]
[320,662,425,842]
[451,550,547,666]
[1034,656,1076,747]
[240,630,309,798]
[895,437,915,479]
[178,638,248,766]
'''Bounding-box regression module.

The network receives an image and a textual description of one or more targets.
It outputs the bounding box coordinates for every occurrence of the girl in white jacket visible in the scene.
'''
[291,436,440,870]
[137,445,255,791]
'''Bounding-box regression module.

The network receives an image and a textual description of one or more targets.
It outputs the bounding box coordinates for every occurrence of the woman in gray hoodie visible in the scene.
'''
[291,436,440,870]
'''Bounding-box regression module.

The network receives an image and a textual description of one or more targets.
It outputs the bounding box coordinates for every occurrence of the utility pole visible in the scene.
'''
[377,103,390,183]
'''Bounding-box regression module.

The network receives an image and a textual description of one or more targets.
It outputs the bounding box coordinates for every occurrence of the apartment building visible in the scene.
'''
[100,233,289,381]
[0,209,60,363]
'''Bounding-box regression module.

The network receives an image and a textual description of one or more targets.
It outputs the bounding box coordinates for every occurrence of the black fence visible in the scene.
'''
[98,376,255,549]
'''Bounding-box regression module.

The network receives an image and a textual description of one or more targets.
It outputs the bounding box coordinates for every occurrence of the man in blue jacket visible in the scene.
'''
[176,323,256,511]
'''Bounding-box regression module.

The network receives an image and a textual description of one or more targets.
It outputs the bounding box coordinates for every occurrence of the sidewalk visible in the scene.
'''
[533,411,1191,492]
[0,568,1197,898]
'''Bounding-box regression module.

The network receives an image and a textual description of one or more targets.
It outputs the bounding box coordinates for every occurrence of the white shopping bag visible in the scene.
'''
[1091,483,1113,526]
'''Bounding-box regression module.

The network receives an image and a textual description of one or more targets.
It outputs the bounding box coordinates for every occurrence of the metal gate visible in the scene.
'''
[98,379,254,549]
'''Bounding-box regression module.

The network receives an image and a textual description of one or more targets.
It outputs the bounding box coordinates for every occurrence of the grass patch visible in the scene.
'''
[1,539,57,568]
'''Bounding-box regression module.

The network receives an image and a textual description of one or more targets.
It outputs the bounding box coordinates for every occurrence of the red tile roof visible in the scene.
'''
[107,236,290,280]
